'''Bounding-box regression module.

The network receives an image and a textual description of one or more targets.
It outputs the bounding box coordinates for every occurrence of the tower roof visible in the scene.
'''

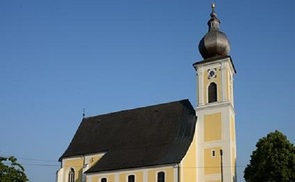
[198,4,230,59]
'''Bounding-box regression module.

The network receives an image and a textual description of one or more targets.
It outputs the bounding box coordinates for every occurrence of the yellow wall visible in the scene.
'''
[181,133,197,182]
[230,115,235,142]
[147,167,174,182]
[64,157,84,182]
[91,155,103,167]
[225,66,234,104]
[91,176,99,182]
[91,175,115,182]
[226,68,230,102]
[204,113,222,142]
[204,147,222,175]
[94,174,115,182]
[62,154,104,182]
[232,148,235,174]
[226,68,232,101]
[201,64,234,105]
[203,67,222,104]
[119,171,143,182]
[88,166,175,182]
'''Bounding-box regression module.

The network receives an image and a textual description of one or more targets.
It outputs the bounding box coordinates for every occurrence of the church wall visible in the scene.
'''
[225,63,235,105]
[232,148,235,174]
[180,126,197,182]
[230,114,237,176]
[86,165,176,182]
[147,167,174,182]
[197,58,235,107]
[59,153,104,182]
[119,170,144,181]
[230,115,235,142]
[90,174,115,182]
[203,63,222,104]
[204,113,222,142]
[226,68,231,102]
[222,63,235,104]
[63,157,84,182]
[204,147,222,175]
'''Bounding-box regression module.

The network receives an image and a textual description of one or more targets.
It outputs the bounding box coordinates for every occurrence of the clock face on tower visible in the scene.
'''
[208,68,217,79]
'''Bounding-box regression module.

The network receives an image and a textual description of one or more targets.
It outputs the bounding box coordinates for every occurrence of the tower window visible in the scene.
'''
[68,168,75,182]
[208,82,217,103]
[128,175,135,182]
[157,171,165,182]
[101,178,107,182]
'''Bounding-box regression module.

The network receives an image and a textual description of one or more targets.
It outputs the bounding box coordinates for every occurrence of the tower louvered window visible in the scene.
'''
[208,82,217,103]
[157,172,165,182]
[128,175,135,182]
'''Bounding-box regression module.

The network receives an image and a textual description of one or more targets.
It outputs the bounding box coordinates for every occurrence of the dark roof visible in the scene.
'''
[59,99,196,173]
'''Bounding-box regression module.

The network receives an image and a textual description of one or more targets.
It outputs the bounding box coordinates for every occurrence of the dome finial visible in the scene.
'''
[210,2,218,19]
[211,3,216,12]
[208,3,220,31]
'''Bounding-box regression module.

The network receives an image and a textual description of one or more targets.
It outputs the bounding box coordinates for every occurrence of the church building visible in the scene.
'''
[57,4,237,182]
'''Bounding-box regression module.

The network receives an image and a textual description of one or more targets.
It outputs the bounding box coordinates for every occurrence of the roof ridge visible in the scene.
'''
[84,99,190,119]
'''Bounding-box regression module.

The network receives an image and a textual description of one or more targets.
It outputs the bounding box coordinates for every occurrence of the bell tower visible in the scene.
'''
[193,4,237,182]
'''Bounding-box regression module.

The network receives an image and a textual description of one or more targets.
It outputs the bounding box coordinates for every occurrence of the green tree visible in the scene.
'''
[0,156,28,182]
[244,130,295,182]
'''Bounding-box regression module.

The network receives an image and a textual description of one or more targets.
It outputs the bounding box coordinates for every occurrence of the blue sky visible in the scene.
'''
[0,0,294,182]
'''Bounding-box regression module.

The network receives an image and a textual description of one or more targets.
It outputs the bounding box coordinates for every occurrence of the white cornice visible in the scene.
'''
[195,101,235,114]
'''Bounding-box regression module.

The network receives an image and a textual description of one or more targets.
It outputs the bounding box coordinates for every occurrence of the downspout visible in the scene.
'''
[220,149,223,182]
[177,163,181,182]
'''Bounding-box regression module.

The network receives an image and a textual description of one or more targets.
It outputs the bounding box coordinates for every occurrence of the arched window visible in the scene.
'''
[157,172,165,182]
[128,175,135,182]
[101,178,107,182]
[208,82,217,103]
[68,168,75,182]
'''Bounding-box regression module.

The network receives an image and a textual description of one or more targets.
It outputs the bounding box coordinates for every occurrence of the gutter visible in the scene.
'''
[176,163,181,182]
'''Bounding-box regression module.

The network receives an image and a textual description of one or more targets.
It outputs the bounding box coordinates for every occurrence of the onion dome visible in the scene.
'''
[198,4,230,59]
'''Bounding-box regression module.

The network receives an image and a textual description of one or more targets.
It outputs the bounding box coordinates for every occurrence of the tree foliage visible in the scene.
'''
[244,130,295,182]
[0,156,28,182]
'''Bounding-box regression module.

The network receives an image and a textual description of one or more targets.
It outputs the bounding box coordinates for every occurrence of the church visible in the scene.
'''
[57,4,237,182]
